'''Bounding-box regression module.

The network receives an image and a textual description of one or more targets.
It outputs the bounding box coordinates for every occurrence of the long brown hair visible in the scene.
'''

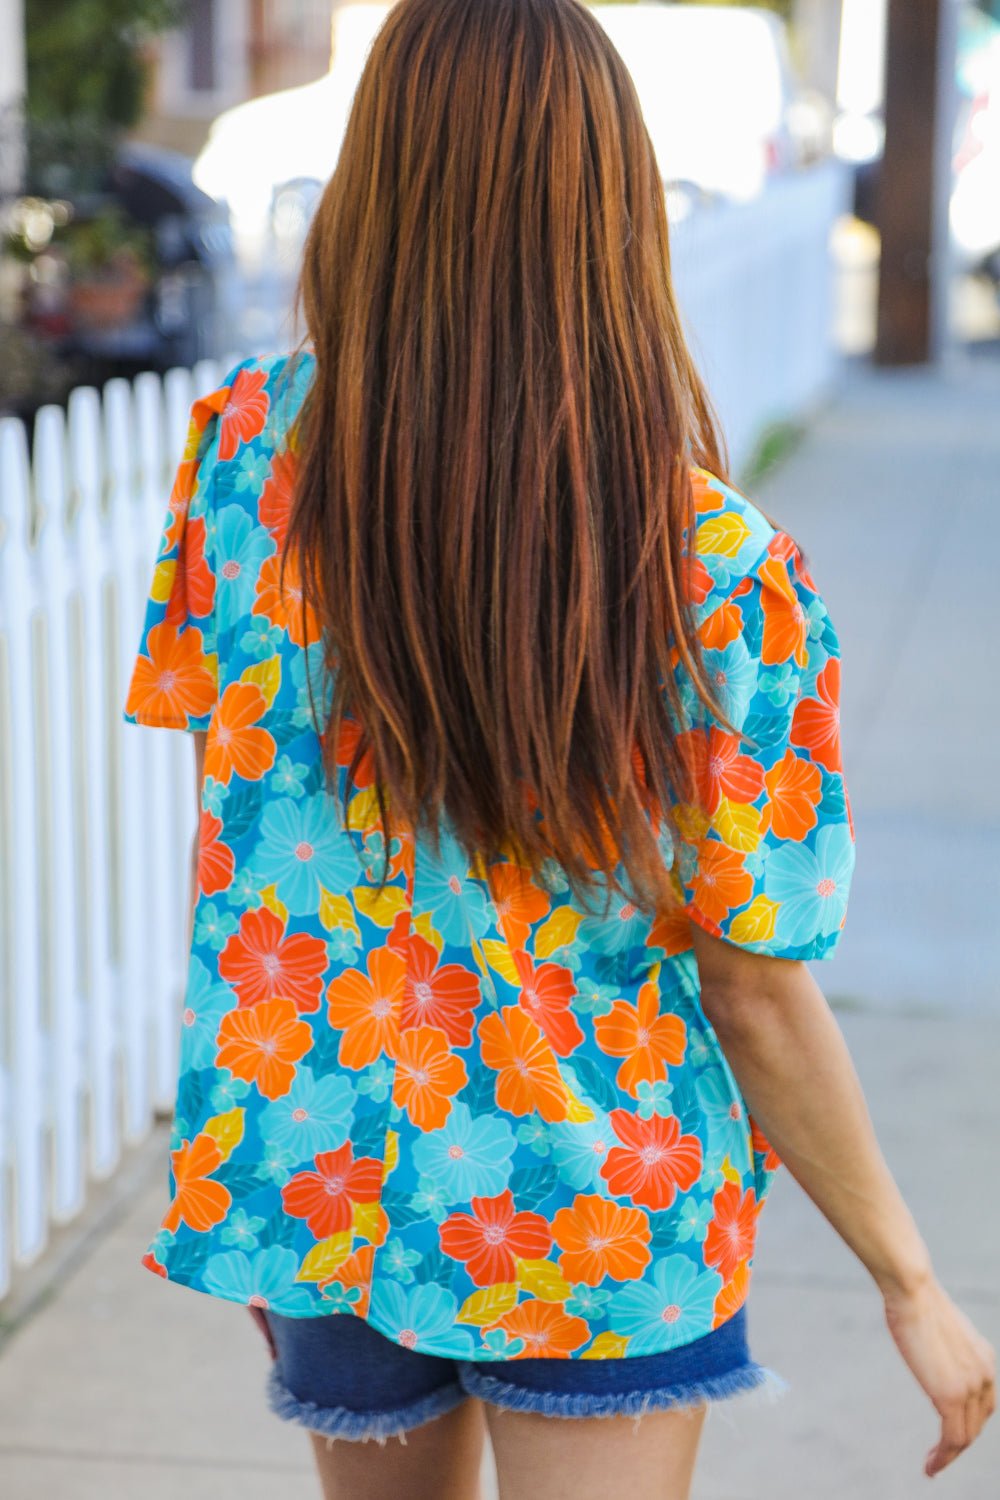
[286,0,728,919]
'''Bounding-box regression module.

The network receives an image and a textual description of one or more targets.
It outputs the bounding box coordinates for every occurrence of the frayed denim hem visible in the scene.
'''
[265,1363,468,1444]
[459,1359,779,1421]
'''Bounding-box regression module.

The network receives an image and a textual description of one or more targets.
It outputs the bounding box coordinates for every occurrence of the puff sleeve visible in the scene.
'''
[122,387,228,732]
[675,537,856,961]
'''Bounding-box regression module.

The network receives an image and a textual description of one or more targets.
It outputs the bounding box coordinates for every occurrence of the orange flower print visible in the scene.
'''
[513,950,584,1057]
[252,550,319,648]
[281,1142,382,1239]
[197,809,235,897]
[684,554,714,608]
[497,1298,590,1358]
[398,934,480,1050]
[214,996,313,1100]
[600,1109,703,1211]
[489,864,551,949]
[593,982,686,1098]
[759,555,809,668]
[165,512,215,629]
[162,1132,232,1233]
[163,456,197,552]
[219,906,329,1013]
[763,747,822,841]
[334,714,376,786]
[700,600,743,651]
[258,446,298,550]
[204,681,277,786]
[704,1182,759,1284]
[713,1259,751,1329]
[791,657,843,773]
[478,1006,570,1123]
[326,946,405,1069]
[125,620,216,726]
[392,1025,468,1130]
[750,1118,781,1174]
[690,842,753,927]
[648,901,694,958]
[681,726,766,815]
[439,1189,552,1286]
[218,367,269,461]
[319,1244,374,1317]
[551,1193,652,1286]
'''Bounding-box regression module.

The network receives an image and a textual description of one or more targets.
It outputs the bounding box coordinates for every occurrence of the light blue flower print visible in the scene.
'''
[194,902,239,951]
[290,640,332,727]
[566,1285,612,1320]
[765,823,855,949]
[259,1066,356,1158]
[327,929,360,965]
[686,1028,713,1069]
[210,1073,251,1111]
[369,1281,474,1357]
[547,1109,615,1192]
[241,619,283,658]
[150,1227,175,1259]
[226,867,263,909]
[548,943,582,973]
[635,1080,674,1120]
[678,841,698,884]
[253,797,361,914]
[233,449,270,497]
[202,777,229,817]
[357,1057,393,1102]
[480,1328,525,1358]
[319,1282,362,1313]
[609,1255,722,1353]
[360,831,403,882]
[180,956,235,1070]
[415,830,493,944]
[220,1208,267,1249]
[759,663,798,708]
[537,858,570,895]
[676,1197,714,1244]
[202,1246,314,1311]
[577,884,652,955]
[213,504,276,631]
[516,1120,551,1158]
[702,635,758,733]
[695,1067,751,1176]
[411,1176,450,1225]
[383,1238,422,1283]
[411,1102,516,1199]
[256,1142,298,1187]
[806,597,828,641]
[702,1152,728,1195]
[700,551,740,592]
[270,754,309,797]
[744,843,770,881]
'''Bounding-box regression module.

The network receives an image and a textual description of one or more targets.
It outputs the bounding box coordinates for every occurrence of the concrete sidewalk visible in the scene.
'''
[2,357,998,1498]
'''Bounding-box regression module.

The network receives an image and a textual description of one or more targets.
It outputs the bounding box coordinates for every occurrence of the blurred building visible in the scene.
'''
[138,0,336,157]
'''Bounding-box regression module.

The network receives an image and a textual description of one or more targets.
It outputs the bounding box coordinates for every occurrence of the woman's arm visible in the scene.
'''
[187,732,208,947]
[690,923,996,1479]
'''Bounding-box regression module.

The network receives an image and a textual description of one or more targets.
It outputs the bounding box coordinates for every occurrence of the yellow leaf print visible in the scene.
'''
[347,786,382,833]
[318,889,359,936]
[480,939,520,986]
[382,1129,399,1182]
[151,558,176,604]
[296,1233,353,1283]
[535,907,584,959]
[712,797,762,853]
[182,415,201,462]
[581,1331,631,1359]
[353,885,409,928]
[729,894,779,945]
[696,511,751,558]
[564,1090,596,1124]
[352,1200,389,1246]
[456,1283,520,1326]
[200,1107,244,1163]
[673,803,710,844]
[241,656,281,708]
[516,1259,573,1303]
[259,885,290,927]
[721,1155,742,1186]
[412,912,444,951]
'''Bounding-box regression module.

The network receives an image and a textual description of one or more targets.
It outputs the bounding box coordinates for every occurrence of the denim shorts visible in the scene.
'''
[253,1304,770,1443]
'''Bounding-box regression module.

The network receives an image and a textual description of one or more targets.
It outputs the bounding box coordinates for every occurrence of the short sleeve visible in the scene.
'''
[122,385,230,732]
[675,537,856,961]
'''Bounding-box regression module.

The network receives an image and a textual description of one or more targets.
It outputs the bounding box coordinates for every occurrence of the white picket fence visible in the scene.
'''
[0,361,227,1296]
[0,161,849,1299]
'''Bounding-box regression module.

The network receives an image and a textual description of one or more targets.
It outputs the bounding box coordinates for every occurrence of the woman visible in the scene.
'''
[122,2,994,1497]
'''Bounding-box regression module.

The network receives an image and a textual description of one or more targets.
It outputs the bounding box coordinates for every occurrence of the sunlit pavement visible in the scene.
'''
[1,356,998,1498]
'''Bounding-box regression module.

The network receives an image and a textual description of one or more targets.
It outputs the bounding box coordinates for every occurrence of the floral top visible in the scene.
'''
[124,352,855,1360]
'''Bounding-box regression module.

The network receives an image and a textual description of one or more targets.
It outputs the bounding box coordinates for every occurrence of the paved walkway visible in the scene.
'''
[2,357,998,1498]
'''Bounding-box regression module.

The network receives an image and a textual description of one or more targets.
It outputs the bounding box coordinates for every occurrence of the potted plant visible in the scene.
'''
[58,205,153,331]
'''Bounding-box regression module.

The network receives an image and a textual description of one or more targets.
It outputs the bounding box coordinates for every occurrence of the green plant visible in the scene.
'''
[56,205,153,280]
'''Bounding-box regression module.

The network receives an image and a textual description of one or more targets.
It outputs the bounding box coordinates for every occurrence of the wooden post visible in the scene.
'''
[875,0,959,365]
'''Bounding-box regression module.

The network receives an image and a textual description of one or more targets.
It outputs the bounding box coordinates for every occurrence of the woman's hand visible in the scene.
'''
[882,1274,996,1478]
